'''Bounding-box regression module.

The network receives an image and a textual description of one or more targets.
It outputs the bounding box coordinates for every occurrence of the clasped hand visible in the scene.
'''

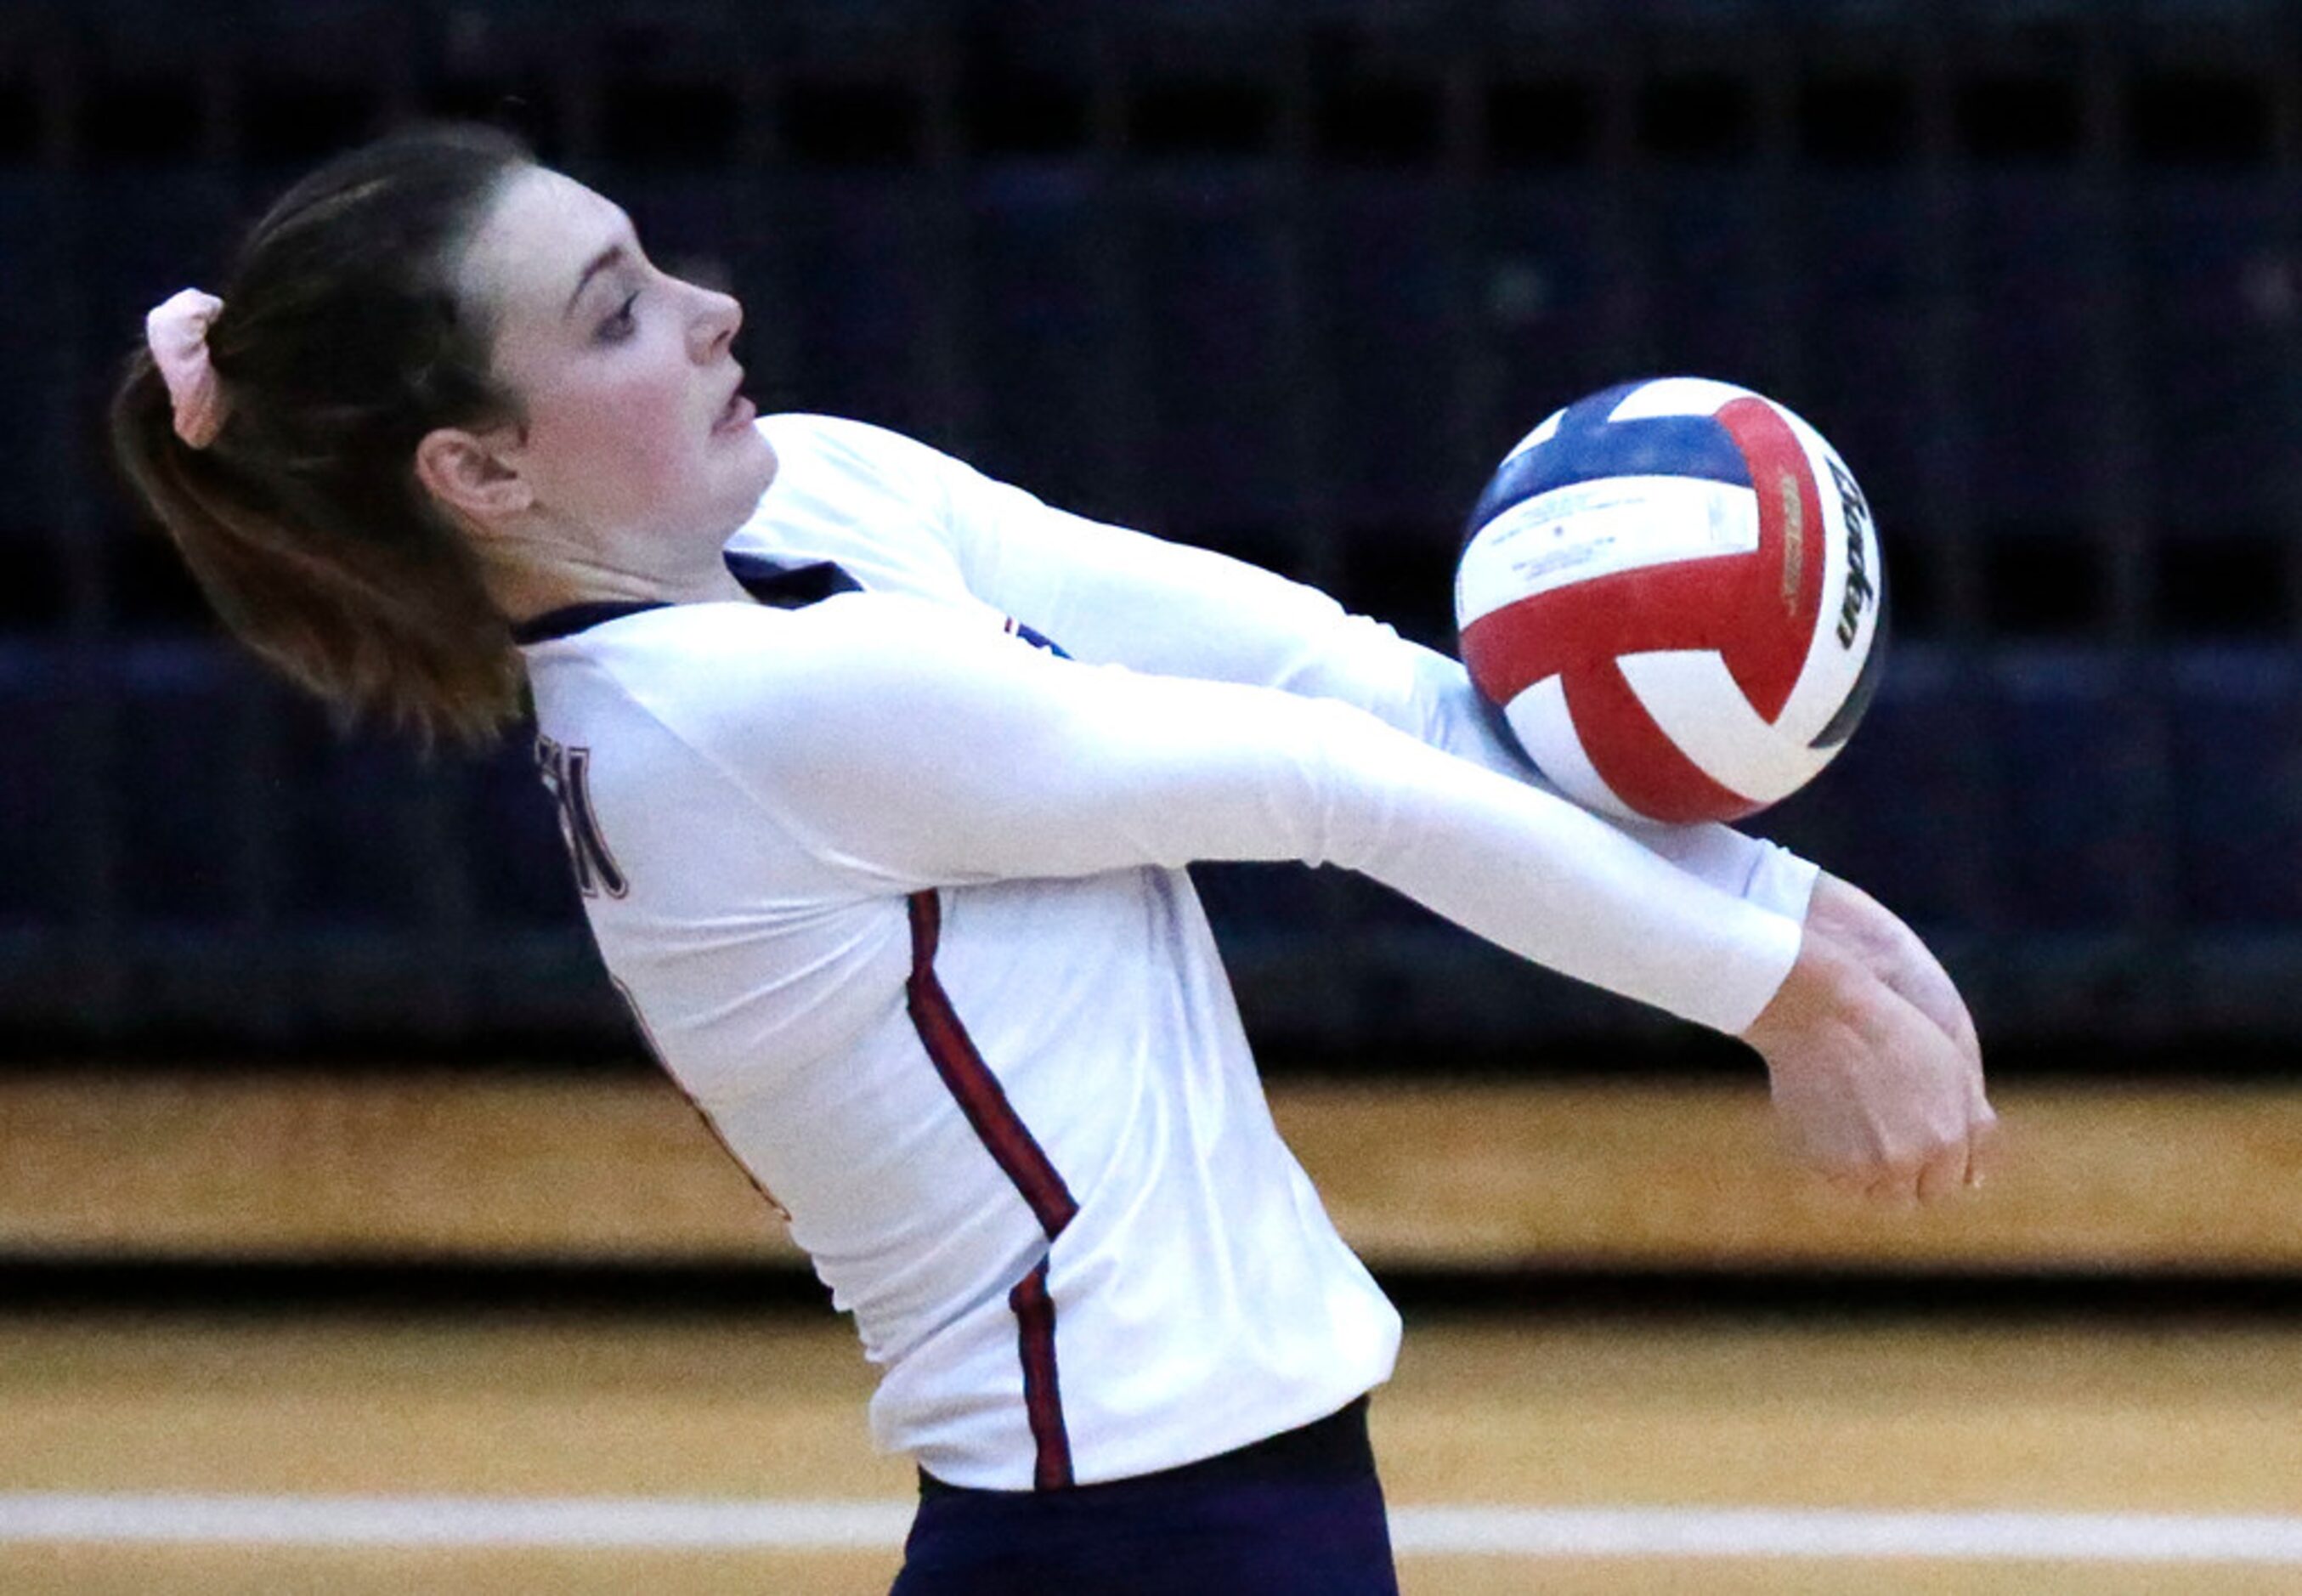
[1739,873,1997,1206]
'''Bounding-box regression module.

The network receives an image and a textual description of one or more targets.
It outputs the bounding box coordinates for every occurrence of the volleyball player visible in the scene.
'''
[112,125,1993,1594]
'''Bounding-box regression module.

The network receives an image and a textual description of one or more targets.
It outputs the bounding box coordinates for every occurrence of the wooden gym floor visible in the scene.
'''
[5,1071,2301,1592]
[5,1309,2301,1593]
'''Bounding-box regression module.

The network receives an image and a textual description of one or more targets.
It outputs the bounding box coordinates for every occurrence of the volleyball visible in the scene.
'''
[1455,377,1886,825]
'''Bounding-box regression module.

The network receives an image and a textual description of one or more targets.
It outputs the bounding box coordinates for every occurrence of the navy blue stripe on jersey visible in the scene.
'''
[1004,617,1073,659]
[511,600,668,646]
[1008,1259,1074,1491]
[1463,402,1752,538]
[512,557,860,645]
[724,551,863,608]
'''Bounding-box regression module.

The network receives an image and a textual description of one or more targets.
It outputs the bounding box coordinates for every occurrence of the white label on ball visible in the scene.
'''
[1457,477,1757,627]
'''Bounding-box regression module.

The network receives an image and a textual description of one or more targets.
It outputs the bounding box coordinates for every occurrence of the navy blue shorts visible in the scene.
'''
[889,1396,1399,1595]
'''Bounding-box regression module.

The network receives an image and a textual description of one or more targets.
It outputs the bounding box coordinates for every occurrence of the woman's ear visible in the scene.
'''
[414,426,534,527]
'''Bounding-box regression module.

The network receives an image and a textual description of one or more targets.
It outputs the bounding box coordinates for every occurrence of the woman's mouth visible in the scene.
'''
[713,389,755,435]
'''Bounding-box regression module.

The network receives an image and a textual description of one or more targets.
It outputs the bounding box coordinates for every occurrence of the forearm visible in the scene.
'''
[751,597,1800,1032]
[815,631,1802,1033]
[1287,693,1806,1034]
[993,682,1802,1034]
[942,461,1817,922]
[1321,628,1822,922]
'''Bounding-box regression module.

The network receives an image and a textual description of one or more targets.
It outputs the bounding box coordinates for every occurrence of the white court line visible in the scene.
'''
[4,1496,2302,1563]
[1386,1507,2302,1562]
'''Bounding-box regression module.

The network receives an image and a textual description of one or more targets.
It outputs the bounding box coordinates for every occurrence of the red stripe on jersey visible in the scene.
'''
[1009,1259,1075,1491]
[908,891,1079,1491]
[905,891,1080,1240]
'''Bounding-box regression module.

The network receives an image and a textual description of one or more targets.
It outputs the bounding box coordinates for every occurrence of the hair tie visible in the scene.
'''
[144,288,230,450]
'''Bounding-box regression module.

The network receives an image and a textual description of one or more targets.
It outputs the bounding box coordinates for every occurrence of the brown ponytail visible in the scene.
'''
[110,122,535,745]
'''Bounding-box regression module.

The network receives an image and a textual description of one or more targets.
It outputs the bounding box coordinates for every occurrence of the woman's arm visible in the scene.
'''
[699,593,1991,1201]
[712,594,1796,1030]
[921,437,1818,920]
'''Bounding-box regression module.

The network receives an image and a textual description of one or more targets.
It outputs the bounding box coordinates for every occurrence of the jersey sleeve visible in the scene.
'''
[910,437,1820,923]
[692,594,1801,1035]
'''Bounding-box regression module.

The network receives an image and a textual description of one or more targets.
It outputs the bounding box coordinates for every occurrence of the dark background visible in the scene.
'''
[5,0,2300,1075]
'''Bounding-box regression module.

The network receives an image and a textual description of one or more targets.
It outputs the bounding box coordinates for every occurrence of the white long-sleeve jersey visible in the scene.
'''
[515,414,1818,1491]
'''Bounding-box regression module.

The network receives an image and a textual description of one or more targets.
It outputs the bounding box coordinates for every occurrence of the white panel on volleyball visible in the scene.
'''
[1455,477,1759,629]
[1502,675,1640,822]
[1499,405,1567,463]
[1600,376,1757,421]
[1772,414,1876,751]
[1617,651,1836,805]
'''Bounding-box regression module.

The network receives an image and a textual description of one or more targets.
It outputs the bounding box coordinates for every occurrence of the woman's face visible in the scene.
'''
[452,166,777,561]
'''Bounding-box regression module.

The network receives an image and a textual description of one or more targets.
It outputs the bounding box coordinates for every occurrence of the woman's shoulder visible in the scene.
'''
[554,594,1028,795]
[580,591,986,689]
[532,594,952,750]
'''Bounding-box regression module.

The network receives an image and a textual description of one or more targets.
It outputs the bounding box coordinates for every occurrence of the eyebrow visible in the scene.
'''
[563,241,630,320]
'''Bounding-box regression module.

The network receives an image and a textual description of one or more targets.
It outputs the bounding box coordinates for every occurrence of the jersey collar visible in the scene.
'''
[724,552,862,606]
[510,555,863,646]
[510,600,667,646]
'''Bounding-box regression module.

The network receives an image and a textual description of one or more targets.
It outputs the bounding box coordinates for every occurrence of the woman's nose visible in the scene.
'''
[693,288,741,361]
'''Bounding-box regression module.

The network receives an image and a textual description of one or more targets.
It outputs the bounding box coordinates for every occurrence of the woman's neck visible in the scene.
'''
[481,518,753,626]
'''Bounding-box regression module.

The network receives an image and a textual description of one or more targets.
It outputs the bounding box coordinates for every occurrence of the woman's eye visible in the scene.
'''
[600,291,640,341]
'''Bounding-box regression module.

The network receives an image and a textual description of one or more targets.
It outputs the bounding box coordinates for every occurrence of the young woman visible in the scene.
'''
[113,124,1992,1594]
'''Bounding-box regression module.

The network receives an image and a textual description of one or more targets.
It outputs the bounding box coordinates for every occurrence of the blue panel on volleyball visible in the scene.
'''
[1463,392,1753,536]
